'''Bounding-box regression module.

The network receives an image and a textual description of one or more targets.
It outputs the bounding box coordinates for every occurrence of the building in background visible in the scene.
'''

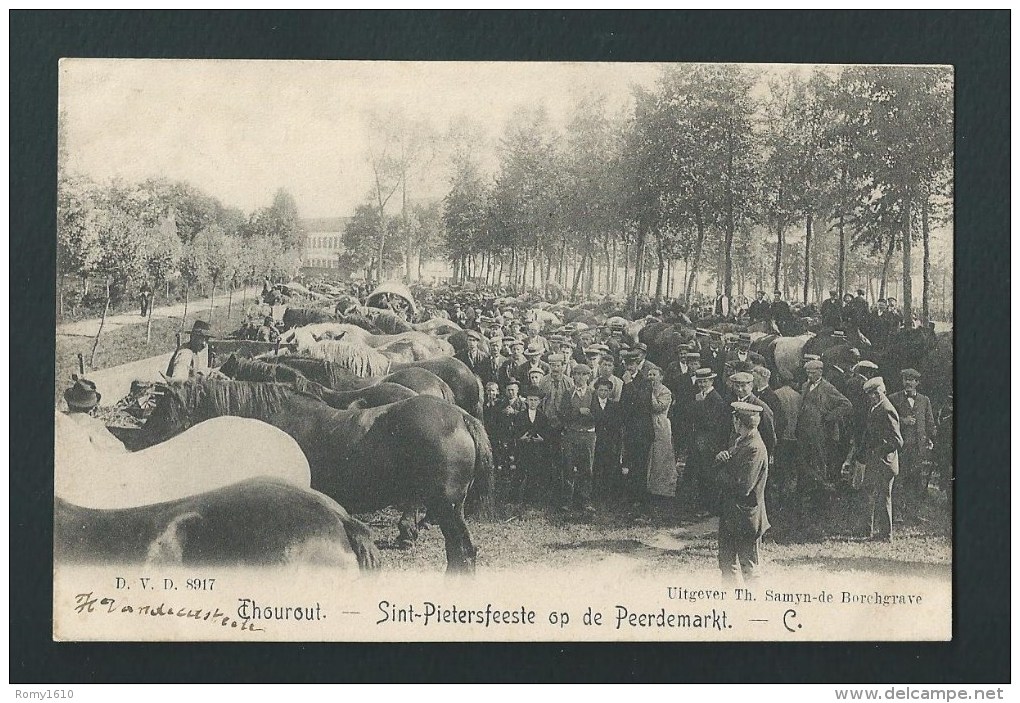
[300,217,351,274]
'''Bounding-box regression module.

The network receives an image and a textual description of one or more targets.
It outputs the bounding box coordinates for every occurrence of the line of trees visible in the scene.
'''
[438,65,952,323]
[57,175,304,362]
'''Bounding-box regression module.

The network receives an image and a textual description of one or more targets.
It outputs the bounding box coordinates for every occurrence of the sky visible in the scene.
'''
[59,59,663,219]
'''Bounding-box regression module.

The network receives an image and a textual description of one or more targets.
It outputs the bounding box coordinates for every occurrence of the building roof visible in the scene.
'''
[301,217,351,233]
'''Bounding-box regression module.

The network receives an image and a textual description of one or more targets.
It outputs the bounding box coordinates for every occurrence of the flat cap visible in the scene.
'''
[851,360,879,372]
[862,377,886,393]
[804,360,824,370]
[803,353,822,362]
[547,353,566,364]
[465,329,483,341]
[900,368,922,380]
[729,372,754,383]
[632,342,648,353]
[684,351,702,359]
[571,364,593,376]
[731,401,763,414]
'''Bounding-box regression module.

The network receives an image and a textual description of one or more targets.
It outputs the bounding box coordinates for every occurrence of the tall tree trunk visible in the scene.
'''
[89,277,112,368]
[557,239,567,285]
[879,232,896,299]
[226,283,234,320]
[623,242,630,293]
[902,195,913,325]
[803,212,813,304]
[180,282,190,333]
[685,213,707,302]
[209,279,217,317]
[631,223,647,306]
[723,127,735,298]
[654,239,665,300]
[921,192,931,324]
[837,214,846,298]
[571,251,587,300]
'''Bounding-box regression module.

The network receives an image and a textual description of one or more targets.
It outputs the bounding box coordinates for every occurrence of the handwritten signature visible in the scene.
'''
[73,592,264,633]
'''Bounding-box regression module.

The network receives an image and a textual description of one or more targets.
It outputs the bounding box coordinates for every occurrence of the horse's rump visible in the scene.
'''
[55,478,378,570]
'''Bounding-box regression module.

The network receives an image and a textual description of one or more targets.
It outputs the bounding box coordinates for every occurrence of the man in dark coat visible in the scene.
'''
[591,376,623,504]
[770,291,793,335]
[686,367,731,514]
[851,377,903,541]
[715,402,771,583]
[665,350,701,455]
[512,385,555,504]
[618,352,655,502]
[795,359,853,533]
[845,289,870,338]
[728,372,777,459]
[820,290,843,329]
[748,291,770,323]
[888,368,936,516]
[455,329,495,384]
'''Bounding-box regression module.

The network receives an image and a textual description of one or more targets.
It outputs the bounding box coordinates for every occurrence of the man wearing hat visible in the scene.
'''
[559,364,598,516]
[770,290,793,335]
[795,359,852,532]
[595,354,624,403]
[622,343,659,383]
[512,385,554,503]
[455,329,496,385]
[850,377,903,541]
[820,289,843,330]
[715,401,771,582]
[514,342,551,383]
[748,291,770,323]
[166,320,213,380]
[498,338,528,387]
[845,360,881,439]
[618,352,655,503]
[727,372,777,459]
[888,369,936,516]
[845,288,869,338]
[666,350,702,455]
[539,353,575,460]
[64,375,102,414]
[684,367,731,515]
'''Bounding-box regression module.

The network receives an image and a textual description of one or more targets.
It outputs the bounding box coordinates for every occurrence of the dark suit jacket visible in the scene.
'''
[455,349,495,384]
[755,386,786,441]
[853,397,903,477]
[591,397,622,461]
[888,391,936,456]
[718,430,770,539]
[619,377,654,467]
[691,388,731,458]
[512,408,554,445]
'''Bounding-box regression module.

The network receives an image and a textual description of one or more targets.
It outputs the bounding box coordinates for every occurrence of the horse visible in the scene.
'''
[639,322,697,368]
[750,333,816,385]
[137,379,493,572]
[319,325,455,359]
[55,478,380,571]
[56,411,311,510]
[217,355,417,409]
[413,317,462,336]
[289,339,394,377]
[392,357,485,420]
[281,306,335,330]
[268,355,457,405]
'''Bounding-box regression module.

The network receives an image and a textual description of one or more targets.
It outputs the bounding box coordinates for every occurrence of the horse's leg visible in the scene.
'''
[429,499,474,574]
[395,504,421,549]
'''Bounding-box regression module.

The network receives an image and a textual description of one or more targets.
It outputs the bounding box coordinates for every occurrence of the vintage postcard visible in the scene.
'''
[54,59,953,642]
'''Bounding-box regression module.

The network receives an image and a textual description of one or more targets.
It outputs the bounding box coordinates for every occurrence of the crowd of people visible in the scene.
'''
[423,284,944,582]
[153,275,947,584]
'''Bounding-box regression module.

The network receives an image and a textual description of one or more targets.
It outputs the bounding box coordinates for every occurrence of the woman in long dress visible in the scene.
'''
[646,366,678,499]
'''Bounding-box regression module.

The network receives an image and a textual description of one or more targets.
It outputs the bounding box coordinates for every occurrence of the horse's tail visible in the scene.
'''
[460,410,496,522]
[471,374,485,420]
[339,513,382,571]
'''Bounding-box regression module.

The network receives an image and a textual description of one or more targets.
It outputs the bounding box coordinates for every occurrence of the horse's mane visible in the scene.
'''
[334,313,382,334]
[369,309,414,334]
[218,356,338,400]
[302,340,392,377]
[145,379,300,439]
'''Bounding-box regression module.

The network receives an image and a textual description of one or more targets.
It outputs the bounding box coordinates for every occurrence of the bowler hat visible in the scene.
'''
[64,376,101,411]
[187,320,213,338]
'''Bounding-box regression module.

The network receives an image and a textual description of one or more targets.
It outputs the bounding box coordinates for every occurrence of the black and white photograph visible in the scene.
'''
[52,58,955,642]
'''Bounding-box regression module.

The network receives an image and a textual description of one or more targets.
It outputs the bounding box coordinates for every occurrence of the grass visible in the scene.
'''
[55,298,252,404]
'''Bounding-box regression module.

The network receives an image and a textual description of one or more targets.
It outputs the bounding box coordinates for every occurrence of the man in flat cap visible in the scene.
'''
[685,367,731,515]
[559,364,598,516]
[795,358,852,535]
[728,371,777,460]
[455,328,496,384]
[715,401,771,582]
[595,353,624,403]
[820,289,843,330]
[851,377,903,541]
[888,368,936,517]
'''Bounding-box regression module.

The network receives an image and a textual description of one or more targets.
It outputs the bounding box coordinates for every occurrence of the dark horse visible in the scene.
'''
[138,379,494,573]
[269,355,457,405]
[56,478,381,570]
[218,355,417,409]
[392,357,485,420]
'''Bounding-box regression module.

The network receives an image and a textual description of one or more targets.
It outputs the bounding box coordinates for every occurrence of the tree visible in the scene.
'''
[342,202,403,278]
[242,188,303,251]
[89,206,144,366]
[138,215,182,341]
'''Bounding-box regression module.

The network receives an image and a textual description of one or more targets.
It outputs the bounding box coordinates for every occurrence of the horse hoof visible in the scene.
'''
[395,538,414,550]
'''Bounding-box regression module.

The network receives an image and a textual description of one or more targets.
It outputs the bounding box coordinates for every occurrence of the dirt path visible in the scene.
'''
[57,288,259,338]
